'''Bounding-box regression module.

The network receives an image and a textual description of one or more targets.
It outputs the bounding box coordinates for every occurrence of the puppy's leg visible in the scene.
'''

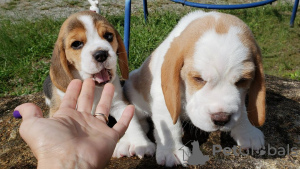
[230,108,265,150]
[48,90,62,117]
[152,103,191,167]
[111,104,155,158]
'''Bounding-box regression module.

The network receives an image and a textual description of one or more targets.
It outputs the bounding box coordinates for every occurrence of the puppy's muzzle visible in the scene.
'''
[93,50,109,62]
[211,112,231,126]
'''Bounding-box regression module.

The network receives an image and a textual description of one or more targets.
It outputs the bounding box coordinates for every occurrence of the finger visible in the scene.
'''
[15,103,43,158]
[113,105,134,139]
[77,78,95,114]
[60,79,82,109]
[14,103,43,120]
[94,83,114,122]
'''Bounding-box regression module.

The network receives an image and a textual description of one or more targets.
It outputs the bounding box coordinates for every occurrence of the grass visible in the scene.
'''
[0,17,63,96]
[0,3,299,97]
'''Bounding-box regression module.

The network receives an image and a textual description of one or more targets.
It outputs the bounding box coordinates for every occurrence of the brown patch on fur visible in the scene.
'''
[161,43,184,124]
[67,17,85,33]
[65,27,86,71]
[95,21,118,50]
[242,61,255,79]
[50,37,73,93]
[247,45,266,127]
[215,19,230,34]
[181,66,207,95]
[49,86,62,117]
[131,55,153,103]
[235,60,255,88]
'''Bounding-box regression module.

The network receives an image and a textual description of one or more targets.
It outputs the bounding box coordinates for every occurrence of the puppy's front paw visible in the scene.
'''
[113,136,155,159]
[231,126,264,150]
[156,145,191,167]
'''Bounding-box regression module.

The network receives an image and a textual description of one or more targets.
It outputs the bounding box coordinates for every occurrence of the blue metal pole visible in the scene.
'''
[170,0,276,9]
[290,0,299,27]
[143,0,148,22]
[124,0,131,58]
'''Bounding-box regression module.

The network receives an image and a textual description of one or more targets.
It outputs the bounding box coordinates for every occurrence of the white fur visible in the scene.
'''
[45,98,51,106]
[124,10,265,167]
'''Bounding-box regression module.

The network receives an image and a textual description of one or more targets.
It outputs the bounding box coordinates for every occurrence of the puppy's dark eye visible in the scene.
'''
[103,32,113,42]
[71,41,84,49]
[235,78,249,87]
[193,77,205,83]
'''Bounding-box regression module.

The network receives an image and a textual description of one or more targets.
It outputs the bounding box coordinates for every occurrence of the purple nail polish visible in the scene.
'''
[13,110,22,119]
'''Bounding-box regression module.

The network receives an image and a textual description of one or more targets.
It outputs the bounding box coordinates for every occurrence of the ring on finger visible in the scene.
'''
[94,113,109,124]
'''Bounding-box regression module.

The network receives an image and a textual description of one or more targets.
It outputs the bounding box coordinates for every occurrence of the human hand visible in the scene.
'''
[14,79,134,169]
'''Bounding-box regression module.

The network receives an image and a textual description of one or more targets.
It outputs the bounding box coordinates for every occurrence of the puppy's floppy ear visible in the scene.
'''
[161,41,184,124]
[248,44,266,127]
[115,31,129,79]
[50,38,73,92]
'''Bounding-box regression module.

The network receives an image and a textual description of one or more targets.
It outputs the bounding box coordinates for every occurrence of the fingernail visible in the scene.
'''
[13,110,22,119]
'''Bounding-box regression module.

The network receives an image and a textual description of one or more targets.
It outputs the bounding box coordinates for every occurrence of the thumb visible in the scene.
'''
[14,103,43,159]
[14,103,43,120]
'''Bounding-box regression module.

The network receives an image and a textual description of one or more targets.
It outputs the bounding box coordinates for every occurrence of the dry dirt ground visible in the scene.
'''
[1,0,300,168]
[1,75,299,169]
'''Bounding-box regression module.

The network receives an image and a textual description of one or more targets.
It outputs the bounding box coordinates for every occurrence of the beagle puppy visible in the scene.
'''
[43,11,129,115]
[43,11,155,158]
[123,10,266,166]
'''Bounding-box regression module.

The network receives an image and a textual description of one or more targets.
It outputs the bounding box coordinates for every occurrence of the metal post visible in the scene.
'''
[143,0,149,22]
[124,0,131,58]
[290,0,299,27]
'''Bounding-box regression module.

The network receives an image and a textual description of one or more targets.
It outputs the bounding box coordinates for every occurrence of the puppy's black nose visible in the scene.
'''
[211,112,231,126]
[93,50,108,62]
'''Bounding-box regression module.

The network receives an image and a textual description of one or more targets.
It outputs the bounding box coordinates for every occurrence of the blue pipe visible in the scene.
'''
[170,0,276,9]
[143,0,148,22]
[290,0,299,27]
[124,0,131,58]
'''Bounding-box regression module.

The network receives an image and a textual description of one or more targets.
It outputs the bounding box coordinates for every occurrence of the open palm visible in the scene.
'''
[15,79,134,169]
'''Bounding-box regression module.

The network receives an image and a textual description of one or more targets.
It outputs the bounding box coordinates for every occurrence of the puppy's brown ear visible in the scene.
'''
[161,41,184,124]
[116,31,129,79]
[49,38,73,92]
[248,45,266,127]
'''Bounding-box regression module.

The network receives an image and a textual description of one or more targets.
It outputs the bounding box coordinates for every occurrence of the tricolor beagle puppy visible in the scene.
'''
[43,11,155,158]
[43,11,129,115]
[123,10,266,166]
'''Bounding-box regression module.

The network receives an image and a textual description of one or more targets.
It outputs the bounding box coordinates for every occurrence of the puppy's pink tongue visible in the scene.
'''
[94,69,110,83]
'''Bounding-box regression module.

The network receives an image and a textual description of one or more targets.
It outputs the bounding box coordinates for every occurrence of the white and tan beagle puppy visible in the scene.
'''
[123,10,266,166]
[43,11,155,158]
